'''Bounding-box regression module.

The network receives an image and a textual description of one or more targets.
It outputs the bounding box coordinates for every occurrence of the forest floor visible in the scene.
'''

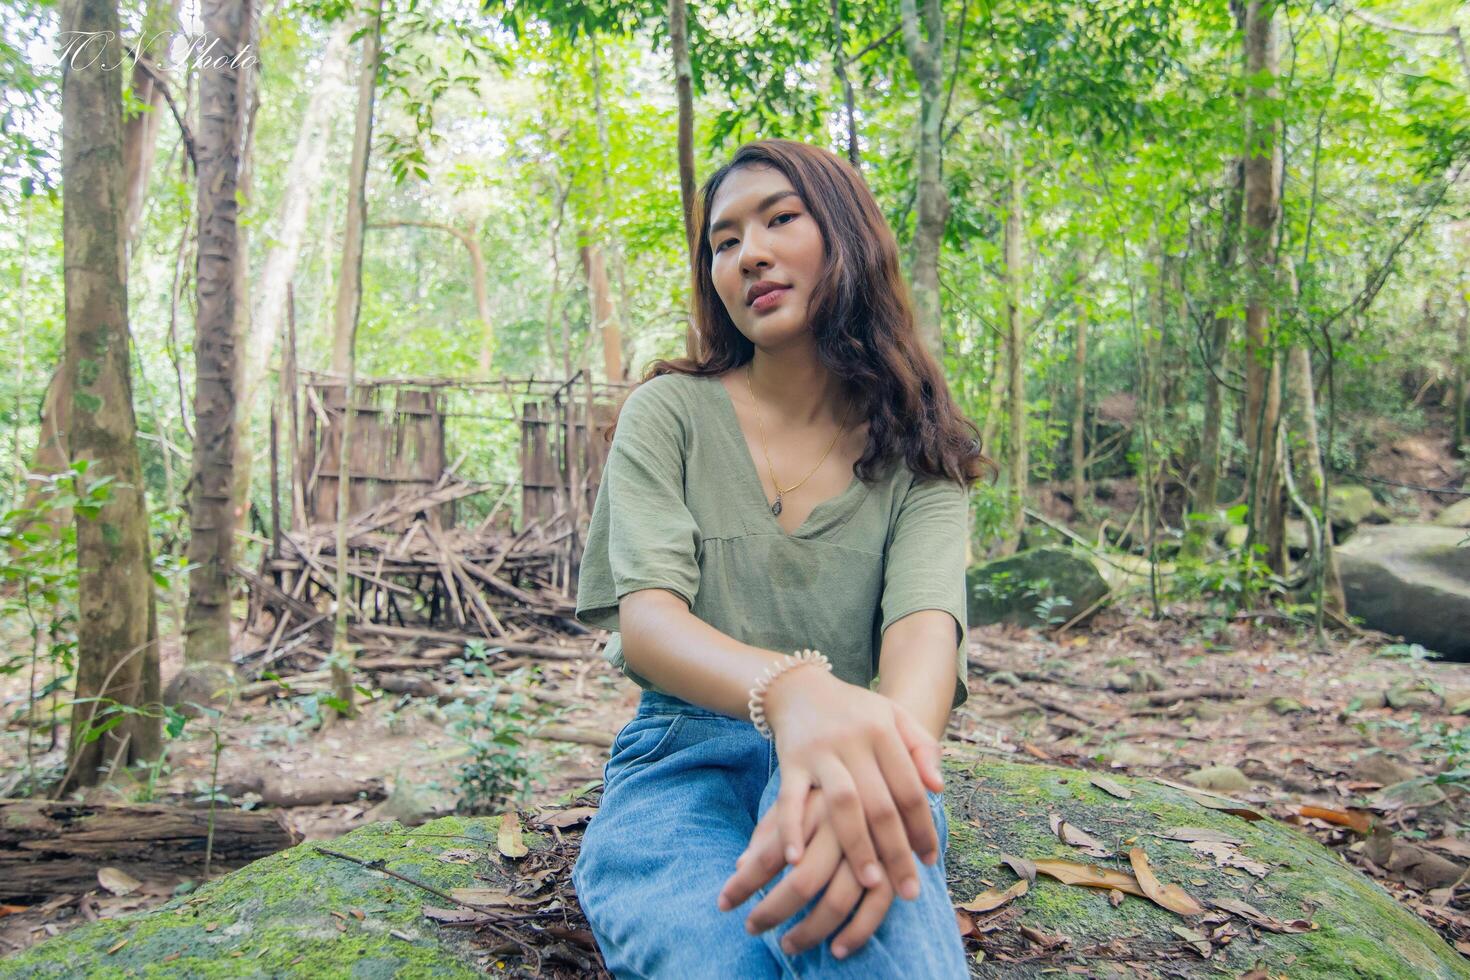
[4,598,1470,965]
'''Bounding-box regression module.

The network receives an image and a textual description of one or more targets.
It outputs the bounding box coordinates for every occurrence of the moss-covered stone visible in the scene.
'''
[943,757,1470,978]
[0,815,545,979]
[6,758,1466,978]
[966,547,1109,629]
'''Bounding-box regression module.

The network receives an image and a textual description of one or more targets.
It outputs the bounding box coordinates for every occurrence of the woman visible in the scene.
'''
[572,138,994,978]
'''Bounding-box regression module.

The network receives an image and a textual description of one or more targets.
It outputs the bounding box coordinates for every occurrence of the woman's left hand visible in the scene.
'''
[716,787,896,960]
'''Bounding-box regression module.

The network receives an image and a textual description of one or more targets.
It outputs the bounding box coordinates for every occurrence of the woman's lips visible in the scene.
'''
[751,286,790,313]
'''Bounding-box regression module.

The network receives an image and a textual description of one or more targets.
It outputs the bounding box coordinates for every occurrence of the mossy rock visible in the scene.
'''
[967,547,1109,629]
[6,760,1466,978]
[1330,484,1391,530]
[0,814,560,979]
[944,759,1468,977]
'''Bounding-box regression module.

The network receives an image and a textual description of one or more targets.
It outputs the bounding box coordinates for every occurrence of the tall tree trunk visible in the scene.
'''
[1456,288,1467,456]
[178,0,253,695]
[1242,0,1287,577]
[830,0,861,168]
[1001,144,1026,554]
[1286,343,1346,614]
[58,0,161,790]
[329,0,385,721]
[588,35,627,382]
[669,0,697,273]
[230,16,356,538]
[1070,310,1088,515]
[369,219,496,375]
[899,0,948,359]
[1196,159,1246,530]
[582,241,622,384]
[23,0,180,531]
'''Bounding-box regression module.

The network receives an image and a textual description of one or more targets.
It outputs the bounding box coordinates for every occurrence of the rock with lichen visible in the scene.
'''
[4,758,1467,978]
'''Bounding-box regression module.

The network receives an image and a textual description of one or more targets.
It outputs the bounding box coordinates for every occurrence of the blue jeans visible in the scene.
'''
[571,690,970,979]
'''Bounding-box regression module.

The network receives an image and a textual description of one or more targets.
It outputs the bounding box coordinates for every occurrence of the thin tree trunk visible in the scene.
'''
[1001,144,1026,554]
[1456,288,1467,456]
[669,0,697,269]
[330,0,385,721]
[588,36,627,382]
[1070,310,1088,514]
[830,0,861,167]
[899,0,948,359]
[1197,159,1245,525]
[230,16,356,535]
[1242,0,1287,577]
[582,241,621,384]
[179,0,253,687]
[58,0,161,790]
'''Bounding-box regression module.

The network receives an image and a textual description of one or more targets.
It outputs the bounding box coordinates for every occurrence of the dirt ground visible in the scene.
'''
[5,595,1470,963]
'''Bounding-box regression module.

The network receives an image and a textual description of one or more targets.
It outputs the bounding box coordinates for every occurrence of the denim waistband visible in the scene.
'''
[634,688,739,721]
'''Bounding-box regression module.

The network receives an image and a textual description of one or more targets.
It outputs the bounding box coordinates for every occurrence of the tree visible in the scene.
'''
[57,0,161,791]
[176,0,256,702]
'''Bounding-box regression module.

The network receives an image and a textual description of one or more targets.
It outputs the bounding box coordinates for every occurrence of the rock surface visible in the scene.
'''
[966,547,1110,629]
[1337,523,1470,660]
[3,757,1467,978]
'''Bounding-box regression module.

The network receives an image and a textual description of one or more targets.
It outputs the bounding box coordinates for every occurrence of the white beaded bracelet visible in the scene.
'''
[748,648,832,740]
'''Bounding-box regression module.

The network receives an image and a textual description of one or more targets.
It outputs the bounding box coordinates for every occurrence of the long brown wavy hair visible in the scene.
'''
[604,138,996,489]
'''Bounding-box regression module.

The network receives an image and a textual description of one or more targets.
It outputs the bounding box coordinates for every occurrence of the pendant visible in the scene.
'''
[771,493,783,516]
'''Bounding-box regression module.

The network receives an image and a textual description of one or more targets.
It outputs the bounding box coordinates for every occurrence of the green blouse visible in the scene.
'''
[574,371,971,712]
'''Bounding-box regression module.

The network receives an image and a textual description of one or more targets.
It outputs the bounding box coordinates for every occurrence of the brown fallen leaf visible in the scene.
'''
[0,904,29,918]
[1180,790,1264,821]
[1296,804,1373,834]
[422,905,493,925]
[106,938,129,955]
[1129,847,1205,916]
[1089,775,1133,800]
[1188,841,1271,878]
[1032,859,1148,898]
[97,868,142,897]
[1001,855,1037,882]
[1171,924,1211,958]
[1157,826,1244,846]
[959,878,1029,913]
[533,806,597,829]
[497,810,528,859]
[1049,813,1112,857]
[1207,897,1317,934]
[1108,888,1125,908]
[1019,923,1068,948]
[449,888,546,908]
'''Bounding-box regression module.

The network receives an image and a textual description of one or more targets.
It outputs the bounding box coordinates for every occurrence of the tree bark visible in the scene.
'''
[1197,158,1245,525]
[1242,0,1287,576]
[899,0,949,359]
[230,16,356,537]
[669,0,697,272]
[581,241,622,384]
[181,0,253,681]
[1456,288,1467,456]
[330,0,386,720]
[22,0,181,532]
[1070,310,1088,514]
[58,0,162,790]
[1001,143,1026,554]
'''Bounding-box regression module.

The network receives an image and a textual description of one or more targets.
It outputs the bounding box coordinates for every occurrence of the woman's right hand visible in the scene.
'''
[762,664,945,905]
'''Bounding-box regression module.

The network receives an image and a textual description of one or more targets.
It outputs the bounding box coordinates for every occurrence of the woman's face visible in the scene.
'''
[707,164,826,350]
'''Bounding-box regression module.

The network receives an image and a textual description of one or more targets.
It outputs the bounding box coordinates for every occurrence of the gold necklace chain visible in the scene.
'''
[745,362,852,517]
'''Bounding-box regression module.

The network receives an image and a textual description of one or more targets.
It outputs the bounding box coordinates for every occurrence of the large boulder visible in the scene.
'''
[1337,524,1470,660]
[967,547,1110,629]
[6,760,1463,977]
[1436,498,1470,529]
[1330,484,1392,531]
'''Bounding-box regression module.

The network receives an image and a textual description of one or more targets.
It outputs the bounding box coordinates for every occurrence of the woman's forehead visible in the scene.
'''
[710,165,797,214]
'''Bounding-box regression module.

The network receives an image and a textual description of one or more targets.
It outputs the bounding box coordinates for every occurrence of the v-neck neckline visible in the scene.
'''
[706,372,869,539]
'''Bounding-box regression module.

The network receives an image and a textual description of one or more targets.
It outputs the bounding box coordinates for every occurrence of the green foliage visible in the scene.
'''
[971,568,1075,626]
[442,666,558,815]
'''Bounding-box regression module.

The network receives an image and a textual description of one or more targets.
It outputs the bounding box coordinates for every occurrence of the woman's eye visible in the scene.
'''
[773,212,796,225]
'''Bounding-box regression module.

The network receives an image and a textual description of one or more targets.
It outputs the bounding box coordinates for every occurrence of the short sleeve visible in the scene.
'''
[879,474,970,710]
[575,378,702,635]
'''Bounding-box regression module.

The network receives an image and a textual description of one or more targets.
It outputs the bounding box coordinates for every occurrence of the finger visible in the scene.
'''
[813,759,885,892]
[778,858,864,958]
[891,705,945,793]
[845,752,922,903]
[872,717,941,867]
[828,865,896,960]
[745,817,843,935]
[722,789,830,912]
[777,768,814,866]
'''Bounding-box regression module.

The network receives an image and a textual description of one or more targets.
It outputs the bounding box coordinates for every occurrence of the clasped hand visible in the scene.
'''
[715,671,945,960]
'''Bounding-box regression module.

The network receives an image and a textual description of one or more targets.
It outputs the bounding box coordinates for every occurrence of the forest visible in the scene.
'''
[1,0,1470,974]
